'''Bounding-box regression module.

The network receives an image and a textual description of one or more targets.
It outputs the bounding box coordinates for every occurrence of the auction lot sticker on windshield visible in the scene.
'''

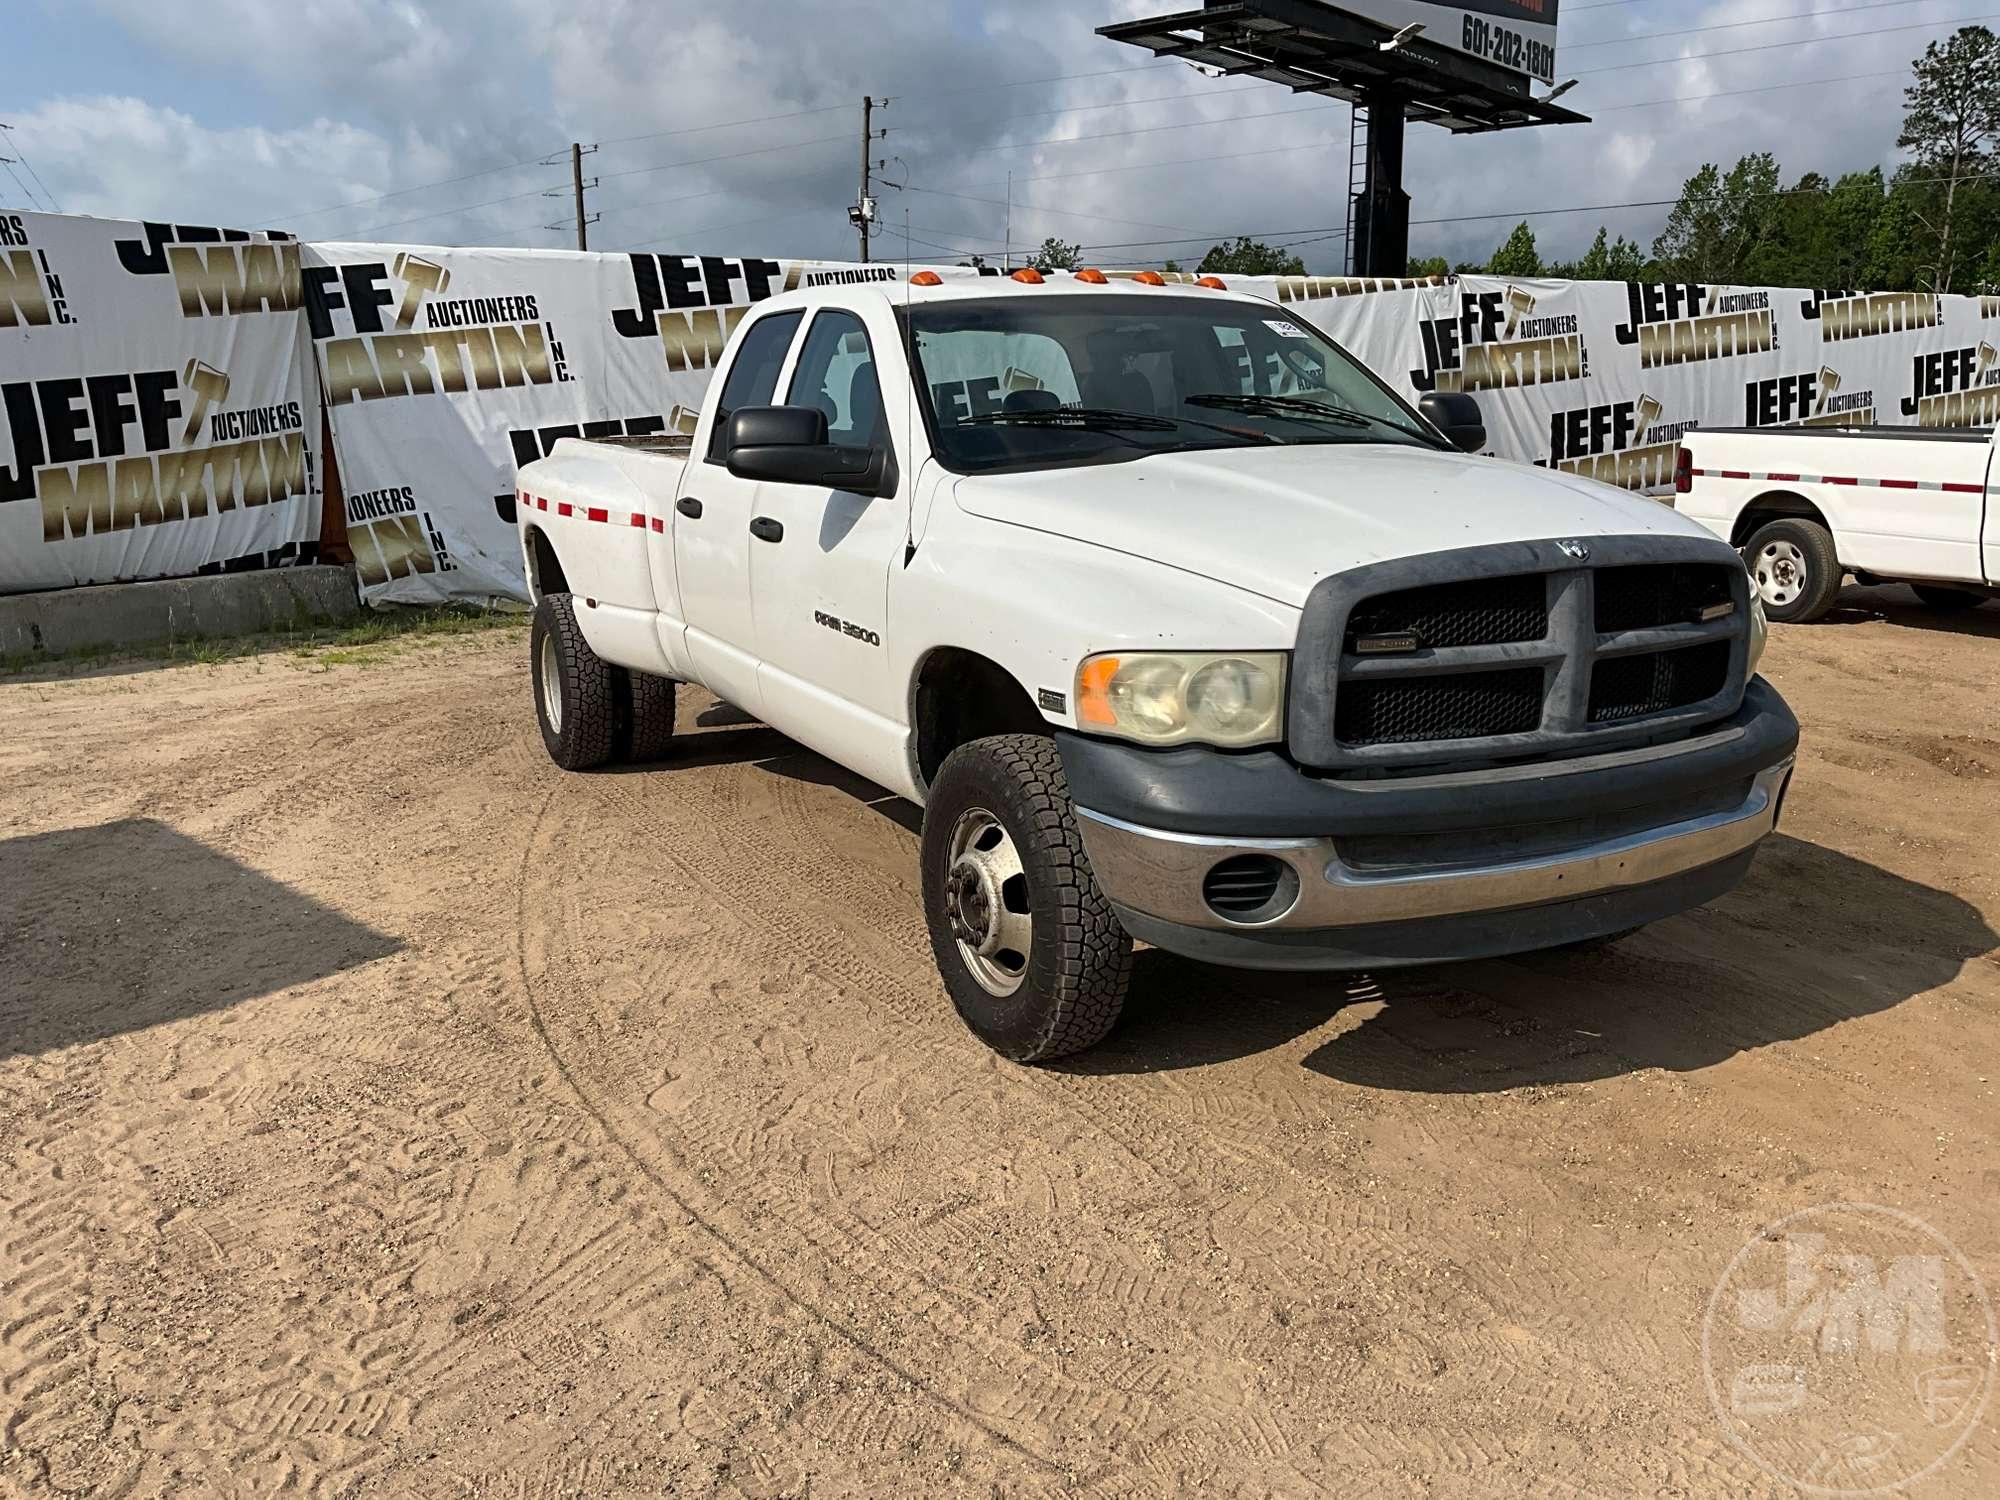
[1264,320,1309,338]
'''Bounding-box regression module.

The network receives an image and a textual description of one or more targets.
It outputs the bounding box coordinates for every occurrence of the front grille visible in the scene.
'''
[1595,563,1734,632]
[1346,572,1547,649]
[1588,641,1731,723]
[1336,667,1544,747]
[1289,538,1751,771]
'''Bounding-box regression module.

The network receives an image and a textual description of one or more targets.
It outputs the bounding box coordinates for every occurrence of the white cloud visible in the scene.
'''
[4,0,1955,271]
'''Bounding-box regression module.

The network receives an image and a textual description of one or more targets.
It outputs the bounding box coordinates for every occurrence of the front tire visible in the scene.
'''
[532,592,616,770]
[1743,518,1842,623]
[1911,583,1987,613]
[920,735,1133,1062]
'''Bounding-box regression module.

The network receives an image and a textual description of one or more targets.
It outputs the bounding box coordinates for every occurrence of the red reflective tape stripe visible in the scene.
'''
[556,502,573,516]
[630,512,646,527]
[1766,472,1800,483]
[1827,476,1859,486]
[650,517,665,532]
[586,506,609,523]
[1943,481,1984,493]
[1878,478,1918,489]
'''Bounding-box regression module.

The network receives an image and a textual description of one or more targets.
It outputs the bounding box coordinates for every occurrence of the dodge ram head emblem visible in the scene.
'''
[1556,539,1591,561]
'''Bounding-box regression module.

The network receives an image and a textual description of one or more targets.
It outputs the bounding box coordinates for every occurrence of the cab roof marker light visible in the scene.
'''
[1075,268,1109,284]
[1133,271,1167,286]
[1010,267,1045,284]
[1197,276,1227,290]
[910,270,943,286]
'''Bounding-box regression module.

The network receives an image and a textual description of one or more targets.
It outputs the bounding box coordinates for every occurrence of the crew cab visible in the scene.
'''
[516,271,1798,1062]
[1676,425,1998,621]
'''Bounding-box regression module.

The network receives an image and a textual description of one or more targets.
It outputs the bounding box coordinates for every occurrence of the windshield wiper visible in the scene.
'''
[956,405,1182,432]
[956,405,1277,446]
[1185,392,1437,444]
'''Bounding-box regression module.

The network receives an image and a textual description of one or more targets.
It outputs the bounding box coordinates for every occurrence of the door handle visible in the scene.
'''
[676,495,703,519]
[749,516,784,543]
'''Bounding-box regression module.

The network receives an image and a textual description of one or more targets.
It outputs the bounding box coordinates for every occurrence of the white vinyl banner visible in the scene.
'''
[304,242,918,603]
[303,243,2000,607]
[1336,275,2000,493]
[1,210,319,596]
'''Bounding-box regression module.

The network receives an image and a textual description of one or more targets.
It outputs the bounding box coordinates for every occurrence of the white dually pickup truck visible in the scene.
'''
[516,271,1797,1062]
[1676,425,1998,622]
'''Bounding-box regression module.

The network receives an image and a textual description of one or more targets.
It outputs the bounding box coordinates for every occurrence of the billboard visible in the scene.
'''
[1335,0,1559,84]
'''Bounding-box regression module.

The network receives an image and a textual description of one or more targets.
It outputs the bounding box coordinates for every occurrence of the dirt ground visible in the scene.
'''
[2,582,1997,1498]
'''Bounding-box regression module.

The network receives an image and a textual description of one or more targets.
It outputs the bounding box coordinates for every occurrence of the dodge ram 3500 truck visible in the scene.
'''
[516,271,1798,1062]
[1676,425,1998,622]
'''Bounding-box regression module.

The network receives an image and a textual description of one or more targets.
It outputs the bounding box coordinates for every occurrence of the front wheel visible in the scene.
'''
[1743,518,1842,623]
[920,735,1133,1062]
[1911,583,1988,613]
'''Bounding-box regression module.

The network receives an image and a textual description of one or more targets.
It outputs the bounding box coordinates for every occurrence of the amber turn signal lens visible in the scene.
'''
[1075,655,1121,725]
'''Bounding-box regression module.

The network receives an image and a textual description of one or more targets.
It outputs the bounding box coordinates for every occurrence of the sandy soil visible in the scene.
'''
[2,583,1998,1498]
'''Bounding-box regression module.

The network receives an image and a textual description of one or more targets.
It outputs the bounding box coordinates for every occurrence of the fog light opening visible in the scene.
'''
[1201,854,1301,925]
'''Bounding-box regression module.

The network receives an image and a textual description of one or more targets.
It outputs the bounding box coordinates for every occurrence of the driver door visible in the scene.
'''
[748,306,909,777]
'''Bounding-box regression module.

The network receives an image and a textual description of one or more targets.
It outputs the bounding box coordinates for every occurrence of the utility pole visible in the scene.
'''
[858,97,874,262]
[543,143,598,250]
[850,97,887,262]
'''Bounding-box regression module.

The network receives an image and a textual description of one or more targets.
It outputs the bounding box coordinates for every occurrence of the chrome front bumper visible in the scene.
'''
[1076,758,1792,933]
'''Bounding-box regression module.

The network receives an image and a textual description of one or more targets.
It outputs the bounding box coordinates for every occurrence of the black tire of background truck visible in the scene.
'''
[1743,518,1843,623]
[532,592,617,771]
[1911,583,1988,613]
[614,669,678,762]
[920,734,1134,1063]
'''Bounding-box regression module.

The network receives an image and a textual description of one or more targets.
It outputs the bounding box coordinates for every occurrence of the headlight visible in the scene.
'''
[1746,592,1769,677]
[1074,651,1286,747]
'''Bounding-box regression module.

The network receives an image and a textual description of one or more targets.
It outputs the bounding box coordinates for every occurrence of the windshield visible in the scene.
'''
[905,293,1443,474]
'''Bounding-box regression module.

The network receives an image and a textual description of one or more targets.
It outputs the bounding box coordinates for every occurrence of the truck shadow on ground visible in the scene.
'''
[1810,584,2000,639]
[0,818,401,1059]
[655,708,1995,1091]
[1073,832,1995,1090]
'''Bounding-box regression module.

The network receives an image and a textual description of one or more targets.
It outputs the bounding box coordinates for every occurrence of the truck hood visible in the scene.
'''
[953,444,1715,607]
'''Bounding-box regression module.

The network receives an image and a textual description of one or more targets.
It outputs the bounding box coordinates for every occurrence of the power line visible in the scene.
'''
[265,152,557,225]
[1570,10,2000,76]
[0,124,59,211]
[1568,0,1976,51]
[273,62,1210,235]
[1563,0,1983,51]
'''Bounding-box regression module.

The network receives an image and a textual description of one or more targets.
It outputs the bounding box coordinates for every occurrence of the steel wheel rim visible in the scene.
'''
[539,632,564,733]
[943,806,1032,997]
[1754,539,1807,607]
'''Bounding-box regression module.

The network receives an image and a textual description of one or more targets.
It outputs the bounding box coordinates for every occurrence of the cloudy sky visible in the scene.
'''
[0,0,1984,271]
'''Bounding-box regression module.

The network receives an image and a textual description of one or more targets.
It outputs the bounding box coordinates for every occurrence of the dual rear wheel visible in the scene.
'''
[531,591,677,770]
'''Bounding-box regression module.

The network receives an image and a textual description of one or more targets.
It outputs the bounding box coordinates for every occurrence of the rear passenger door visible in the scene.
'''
[673,308,801,713]
[748,307,910,778]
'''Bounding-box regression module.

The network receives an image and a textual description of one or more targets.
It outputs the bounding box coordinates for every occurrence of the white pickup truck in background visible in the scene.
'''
[514,271,1798,1062]
[1675,426,1998,621]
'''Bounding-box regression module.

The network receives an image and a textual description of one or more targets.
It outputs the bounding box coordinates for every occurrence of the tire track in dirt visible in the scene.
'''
[517,709,1771,1493]
[511,779,1080,1491]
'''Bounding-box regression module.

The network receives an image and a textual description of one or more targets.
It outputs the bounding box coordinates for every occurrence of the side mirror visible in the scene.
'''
[1418,392,1486,454]
[724,404,895,497]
